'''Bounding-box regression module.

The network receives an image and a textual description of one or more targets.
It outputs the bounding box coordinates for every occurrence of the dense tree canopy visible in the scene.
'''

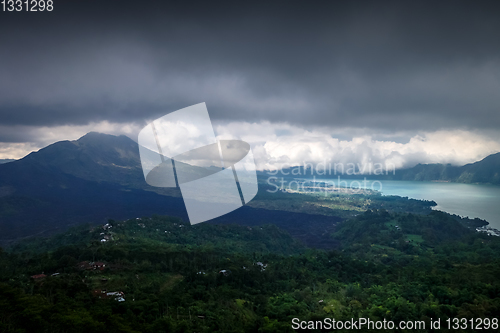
[1,211,499,332]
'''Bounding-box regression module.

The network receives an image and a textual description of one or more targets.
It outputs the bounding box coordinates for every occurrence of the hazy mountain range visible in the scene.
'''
[0,133,339,247]
[389,153,500,184]
[276,152,500,185]
[6,132,500,185]
[0,133,187,245]
[0,132,498,245]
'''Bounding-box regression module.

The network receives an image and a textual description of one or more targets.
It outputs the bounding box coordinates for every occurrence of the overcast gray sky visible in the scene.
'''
[1,0,499,169]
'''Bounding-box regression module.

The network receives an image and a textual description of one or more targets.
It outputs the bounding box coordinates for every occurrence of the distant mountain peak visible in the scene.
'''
[13,132,143,185]
[80,131,104,137]
[76,131,136,145]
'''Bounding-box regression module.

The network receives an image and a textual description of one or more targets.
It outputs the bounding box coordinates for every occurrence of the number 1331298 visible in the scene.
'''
[2,0,54,12]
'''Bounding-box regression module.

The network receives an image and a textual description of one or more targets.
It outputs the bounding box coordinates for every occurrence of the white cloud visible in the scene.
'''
[213,122,500,171]
[1,120,499,173]
[0,142,40,160]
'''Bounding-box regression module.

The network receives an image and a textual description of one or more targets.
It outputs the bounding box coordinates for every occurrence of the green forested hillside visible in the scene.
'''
[1,212,499,332]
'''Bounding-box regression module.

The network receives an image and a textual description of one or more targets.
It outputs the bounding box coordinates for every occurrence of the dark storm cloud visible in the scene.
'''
[1,0,500,139]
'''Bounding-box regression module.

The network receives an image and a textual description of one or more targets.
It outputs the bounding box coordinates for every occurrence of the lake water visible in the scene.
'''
[310,178,500,230]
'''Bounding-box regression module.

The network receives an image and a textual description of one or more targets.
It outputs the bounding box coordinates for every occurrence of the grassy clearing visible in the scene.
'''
[406,234,424,243]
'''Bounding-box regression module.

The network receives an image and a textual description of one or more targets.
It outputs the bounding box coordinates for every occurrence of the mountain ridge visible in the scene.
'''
[20,132,144,186]
[393,152,500,184]
[0,132,345,247]
[0,132,189,245]
[9,132,500,185]
[264,152,500,185]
